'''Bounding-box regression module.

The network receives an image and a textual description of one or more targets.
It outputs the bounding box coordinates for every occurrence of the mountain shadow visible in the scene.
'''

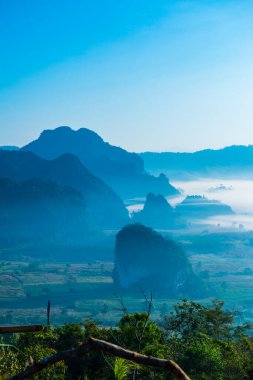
[22,126,179,199]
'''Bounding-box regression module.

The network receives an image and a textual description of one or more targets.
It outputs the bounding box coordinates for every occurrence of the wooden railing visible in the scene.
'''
[0,325,190,380]
[6,336,190,380]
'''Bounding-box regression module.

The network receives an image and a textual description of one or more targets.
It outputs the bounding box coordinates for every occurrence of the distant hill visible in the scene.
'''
[0,146,19,151]
[175,195,234,218]
[141,145,253,179]
[113,224,204,296]
[132,193,183,229]
[22,126,179,199]
[0,150,128,229]
[0,178,89,244]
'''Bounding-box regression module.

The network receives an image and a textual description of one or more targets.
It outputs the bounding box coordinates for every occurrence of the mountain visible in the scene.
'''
[113,224,203,296]
[0,178,89,244]
[0,150,129,229]
[0,146,19,151]
[22,126,179,199]
[141,145,253,179]
[175,195,234,218]
[132,193,183,229]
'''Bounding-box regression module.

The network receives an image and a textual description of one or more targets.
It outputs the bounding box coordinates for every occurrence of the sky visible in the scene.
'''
[1,0,253,152]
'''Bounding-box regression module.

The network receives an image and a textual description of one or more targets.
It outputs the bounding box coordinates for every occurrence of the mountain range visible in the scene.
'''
[22,126,178,198]
[141,145,253,179]
[0,150,128,229]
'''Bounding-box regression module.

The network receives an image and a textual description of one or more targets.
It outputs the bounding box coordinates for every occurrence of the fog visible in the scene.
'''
[127,179,253,231]
[171,179,253,230]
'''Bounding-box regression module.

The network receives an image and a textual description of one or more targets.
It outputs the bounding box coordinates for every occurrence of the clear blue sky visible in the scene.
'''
[1,0,253,151]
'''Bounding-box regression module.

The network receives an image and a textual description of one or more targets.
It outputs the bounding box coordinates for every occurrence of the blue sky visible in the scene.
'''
[1,0,253,151]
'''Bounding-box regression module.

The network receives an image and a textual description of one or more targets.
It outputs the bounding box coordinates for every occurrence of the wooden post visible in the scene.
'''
[0,325,43,333]
[47,300,51,326]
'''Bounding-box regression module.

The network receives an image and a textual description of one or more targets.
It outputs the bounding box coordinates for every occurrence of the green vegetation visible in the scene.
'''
[1,299,253,379]
[2,231,253,326]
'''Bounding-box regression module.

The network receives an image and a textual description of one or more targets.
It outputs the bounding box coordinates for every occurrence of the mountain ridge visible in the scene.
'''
[0,150,128,229]
[141,145,253,179]
[22,126,179,198]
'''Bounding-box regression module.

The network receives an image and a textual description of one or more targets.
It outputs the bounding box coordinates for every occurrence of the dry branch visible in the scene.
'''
[0,325,43,334]
[8,337,190,380]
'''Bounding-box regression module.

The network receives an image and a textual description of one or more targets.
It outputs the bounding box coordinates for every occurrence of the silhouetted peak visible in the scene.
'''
[76,127,104,142]
[145,192,173,211]
[40,126,72,139]
[131,193,178,229]
[22,126,178,199]
[39,126,104,144]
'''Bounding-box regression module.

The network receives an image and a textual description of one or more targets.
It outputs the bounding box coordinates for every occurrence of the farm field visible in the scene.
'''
[1,247,253,326]
[0,259,178,326]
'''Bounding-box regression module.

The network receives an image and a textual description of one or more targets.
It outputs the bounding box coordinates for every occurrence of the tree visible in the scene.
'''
[163,299,253,379]
[164,299,239,342]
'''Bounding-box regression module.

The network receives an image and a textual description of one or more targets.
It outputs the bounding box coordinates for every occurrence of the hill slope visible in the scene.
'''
[0,178,89,244]
[0,150,128,229]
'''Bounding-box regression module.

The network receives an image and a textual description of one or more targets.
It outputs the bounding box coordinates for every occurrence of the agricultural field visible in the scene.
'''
[0,260,171,325]
[1,237,253,326]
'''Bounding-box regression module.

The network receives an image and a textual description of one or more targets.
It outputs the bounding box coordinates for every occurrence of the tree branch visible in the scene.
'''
[8,337,190,380]
[114,297,128,314]
[137,289,153,351]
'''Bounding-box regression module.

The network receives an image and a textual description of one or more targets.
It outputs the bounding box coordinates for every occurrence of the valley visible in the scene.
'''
[1,228,253,326]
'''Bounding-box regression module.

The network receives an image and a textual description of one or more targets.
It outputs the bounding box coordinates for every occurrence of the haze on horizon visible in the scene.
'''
[1,0,253,152]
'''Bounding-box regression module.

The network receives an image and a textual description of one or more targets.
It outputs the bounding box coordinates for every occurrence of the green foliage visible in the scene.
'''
[164,299,253,380]
[164,299,236,342]
[118,312,164,352]
[113,358,134,380]
[1,300,253,379]
[21,345,65,380]
[0,347,21,378]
